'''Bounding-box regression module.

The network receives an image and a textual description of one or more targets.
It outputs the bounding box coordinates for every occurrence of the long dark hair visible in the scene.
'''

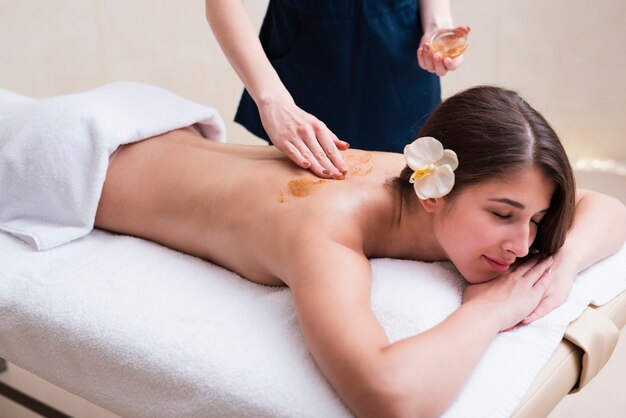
[390,86,576,255]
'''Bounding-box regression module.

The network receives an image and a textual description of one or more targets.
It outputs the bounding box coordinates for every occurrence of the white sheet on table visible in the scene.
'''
[0,229,624,418]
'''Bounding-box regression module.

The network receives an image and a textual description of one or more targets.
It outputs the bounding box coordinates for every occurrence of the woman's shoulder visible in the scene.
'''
[341,148,405,173]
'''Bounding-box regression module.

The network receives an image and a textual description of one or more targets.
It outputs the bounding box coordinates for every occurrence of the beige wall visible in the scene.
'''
[444,0,626,162]
[0,0,269,144]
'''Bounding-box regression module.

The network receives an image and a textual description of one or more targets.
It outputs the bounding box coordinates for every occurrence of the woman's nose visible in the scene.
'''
[503,224,531,257]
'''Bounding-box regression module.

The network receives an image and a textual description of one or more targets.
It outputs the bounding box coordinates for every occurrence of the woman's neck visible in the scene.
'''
[364,188,447,261]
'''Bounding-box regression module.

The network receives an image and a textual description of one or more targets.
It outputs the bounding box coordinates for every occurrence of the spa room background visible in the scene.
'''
[0,0,624,417]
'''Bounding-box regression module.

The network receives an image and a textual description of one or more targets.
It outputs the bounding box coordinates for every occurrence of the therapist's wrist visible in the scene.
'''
[243,65,293,107]
[423,18,454,34]
[255,87,295,110]
[420,0,454,34]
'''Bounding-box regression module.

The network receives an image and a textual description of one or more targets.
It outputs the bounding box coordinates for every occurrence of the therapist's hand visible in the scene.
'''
[417,25,470,77]
[257,94,349,179]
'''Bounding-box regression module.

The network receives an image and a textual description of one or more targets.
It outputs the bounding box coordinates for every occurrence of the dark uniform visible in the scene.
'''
[235,0,441,153]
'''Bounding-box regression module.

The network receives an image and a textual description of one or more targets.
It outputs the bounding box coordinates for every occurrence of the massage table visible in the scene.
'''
[1,82,625,417]
[2,297,623,418]
[2,294,624,418]
[513,290,626,417]
[0,230,624,418]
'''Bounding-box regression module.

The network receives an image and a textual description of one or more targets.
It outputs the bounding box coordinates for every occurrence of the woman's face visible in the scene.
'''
[434,167,556,283]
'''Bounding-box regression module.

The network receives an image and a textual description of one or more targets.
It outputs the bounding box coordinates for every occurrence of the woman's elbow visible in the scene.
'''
[619,199,626,239]
[600,191,626,241]
[354,369,450,418]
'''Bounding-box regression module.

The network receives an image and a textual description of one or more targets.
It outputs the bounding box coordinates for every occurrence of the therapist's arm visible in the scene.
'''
[417,0,468,76]
[204,0,348,179]
[420,0,454,33]
[523,189,626,324]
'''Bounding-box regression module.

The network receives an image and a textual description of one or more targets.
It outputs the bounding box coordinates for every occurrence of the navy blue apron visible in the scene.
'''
[234,0,441,153]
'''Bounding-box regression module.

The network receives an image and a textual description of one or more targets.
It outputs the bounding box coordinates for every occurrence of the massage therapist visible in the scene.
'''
[205,0,468,178]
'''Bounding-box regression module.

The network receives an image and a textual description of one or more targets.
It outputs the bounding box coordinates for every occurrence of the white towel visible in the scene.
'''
[0,228,624,418]
[0,82,226,251]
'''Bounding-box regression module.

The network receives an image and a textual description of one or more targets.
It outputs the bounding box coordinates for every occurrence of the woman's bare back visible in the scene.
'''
[95,127,405,286]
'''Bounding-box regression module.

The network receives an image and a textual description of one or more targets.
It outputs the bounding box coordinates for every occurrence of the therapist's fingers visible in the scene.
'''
[279,141,311,170]
[314,125,349,176]
[418,45,435,72]
[443,53,464,72]
[257,97,349,178]
[280,124,333,179]
[432,53,449,77]
[417,45,427,70]
[333,133,350,151]
[420,44,448,76]
[291,139,330,178]
[420,45,467,76]
[299,125,343,178]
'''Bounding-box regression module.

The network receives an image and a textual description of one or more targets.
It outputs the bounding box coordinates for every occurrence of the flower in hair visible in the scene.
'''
[404,136,458,199]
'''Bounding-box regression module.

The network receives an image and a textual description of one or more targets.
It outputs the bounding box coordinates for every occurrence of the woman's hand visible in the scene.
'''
[257,94,349,179]
[520,190,626,324]
[417,25,470,77]
[520,256,577,325]
[462,256,554,331]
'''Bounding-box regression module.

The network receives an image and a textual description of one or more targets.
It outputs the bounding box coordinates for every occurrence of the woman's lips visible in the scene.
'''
[483,256,512,273]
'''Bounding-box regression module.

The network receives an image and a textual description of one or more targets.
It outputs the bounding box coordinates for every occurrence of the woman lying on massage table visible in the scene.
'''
[95,86,626,418]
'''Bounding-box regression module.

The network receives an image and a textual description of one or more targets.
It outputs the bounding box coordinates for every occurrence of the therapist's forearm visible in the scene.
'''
[419,0,454,32]
[205,0,290,105]
[557,189,626,275]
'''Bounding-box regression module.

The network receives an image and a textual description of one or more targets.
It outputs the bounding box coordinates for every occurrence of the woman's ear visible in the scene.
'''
[419,197,445,213]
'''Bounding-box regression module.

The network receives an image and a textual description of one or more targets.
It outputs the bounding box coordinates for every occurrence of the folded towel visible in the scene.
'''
[0,82,226,251]
[0,228,624,418]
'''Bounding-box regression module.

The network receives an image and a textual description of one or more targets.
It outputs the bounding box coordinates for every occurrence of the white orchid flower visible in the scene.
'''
[403,136,458,199]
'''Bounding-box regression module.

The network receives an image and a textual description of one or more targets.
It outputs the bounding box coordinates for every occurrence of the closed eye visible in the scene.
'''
[493,211,543,227]
[492,212,511,220]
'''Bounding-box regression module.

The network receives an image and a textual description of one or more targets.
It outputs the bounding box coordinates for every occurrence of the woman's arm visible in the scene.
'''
[290,240,552,417]
[523,189,626,323]
[204,0,348,178]
[559,189,626,273]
